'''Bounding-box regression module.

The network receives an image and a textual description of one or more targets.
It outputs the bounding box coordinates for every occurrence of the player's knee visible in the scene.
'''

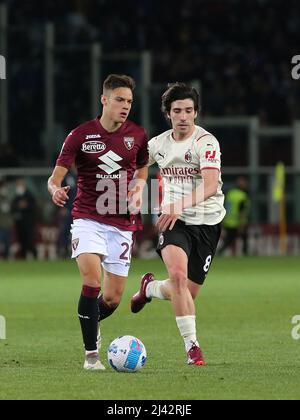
[103,294,121,309]
[80,267,101,288]
[169,269,188,292]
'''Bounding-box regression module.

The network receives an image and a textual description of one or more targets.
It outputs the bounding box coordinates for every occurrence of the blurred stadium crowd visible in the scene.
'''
[1,0,300,163]
[1,0,300,258]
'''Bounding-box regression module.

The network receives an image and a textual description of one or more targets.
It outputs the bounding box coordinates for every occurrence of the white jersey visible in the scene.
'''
[148,125,226,225]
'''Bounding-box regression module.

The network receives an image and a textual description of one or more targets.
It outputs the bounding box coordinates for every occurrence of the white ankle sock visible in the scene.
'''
[176,315,199,352]
[85,350,98,356]
[146,280,167,300]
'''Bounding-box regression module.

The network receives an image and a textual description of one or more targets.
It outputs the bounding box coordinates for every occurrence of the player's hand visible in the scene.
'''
[156,202,181,232]
[127,187,143,215]
[52,186,70,207]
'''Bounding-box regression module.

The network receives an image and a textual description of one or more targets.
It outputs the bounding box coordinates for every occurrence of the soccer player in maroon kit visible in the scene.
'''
[48,74,148,370]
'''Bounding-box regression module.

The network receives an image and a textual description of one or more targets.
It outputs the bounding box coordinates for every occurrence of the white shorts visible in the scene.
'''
[70,219,133,277]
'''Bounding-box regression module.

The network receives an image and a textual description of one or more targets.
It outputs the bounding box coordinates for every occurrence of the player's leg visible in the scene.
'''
[161,245,194,314]
[161,245,205,365]
[0,228,11,260]
[98,225,133,320]
[187,280,201,300]
[71,219,109,370]
[16,222,26,258]
[241,226,249,256]
[132,222,200,311]
[131,272,169,313]
[76,253,105,370]
[98,269,127,321]
[183,223,222,364]
[144,277,201,301]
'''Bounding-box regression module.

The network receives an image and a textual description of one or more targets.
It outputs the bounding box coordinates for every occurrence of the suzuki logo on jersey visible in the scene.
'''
[82,141,106,153]
[123,137,135,150]
[98,151,123,174]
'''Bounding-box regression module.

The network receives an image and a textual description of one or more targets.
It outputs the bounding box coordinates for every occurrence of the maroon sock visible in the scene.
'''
[78,286,100,352]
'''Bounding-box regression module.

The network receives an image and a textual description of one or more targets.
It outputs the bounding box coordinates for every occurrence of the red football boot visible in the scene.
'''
[187,343,206,366]
[131,273,155,313]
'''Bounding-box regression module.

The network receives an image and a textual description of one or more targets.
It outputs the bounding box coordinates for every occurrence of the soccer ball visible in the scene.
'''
[107,335,147,373]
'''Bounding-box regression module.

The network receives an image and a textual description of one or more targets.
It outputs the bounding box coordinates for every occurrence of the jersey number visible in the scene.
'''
[203,255,212,273]
[120,242,132,261]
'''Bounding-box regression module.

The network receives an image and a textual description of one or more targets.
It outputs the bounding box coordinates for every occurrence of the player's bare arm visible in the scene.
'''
[128,165,149,214]
[47,166,70,207]
[156,169,219,232]
[183,168,219,208]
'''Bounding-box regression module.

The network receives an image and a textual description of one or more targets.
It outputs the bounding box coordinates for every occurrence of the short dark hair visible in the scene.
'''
[103,74,136,93]
[161,82,199,117]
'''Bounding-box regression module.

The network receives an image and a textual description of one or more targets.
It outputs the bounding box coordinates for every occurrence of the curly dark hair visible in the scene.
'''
[161,82,199,117]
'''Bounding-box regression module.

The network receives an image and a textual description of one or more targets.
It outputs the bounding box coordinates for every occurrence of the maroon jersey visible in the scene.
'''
[56,117,148,231]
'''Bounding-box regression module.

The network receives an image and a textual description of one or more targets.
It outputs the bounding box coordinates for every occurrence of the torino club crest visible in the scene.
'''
[123,137,135,151]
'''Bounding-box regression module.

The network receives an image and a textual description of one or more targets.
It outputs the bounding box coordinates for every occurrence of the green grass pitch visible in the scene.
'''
[0,257,300,400]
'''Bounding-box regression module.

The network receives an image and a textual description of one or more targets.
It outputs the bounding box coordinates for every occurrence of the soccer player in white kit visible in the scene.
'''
[131,83,226,365]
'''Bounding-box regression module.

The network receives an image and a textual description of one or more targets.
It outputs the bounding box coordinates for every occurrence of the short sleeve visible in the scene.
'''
[56,130,81,169]
[147,137,157,167]
[196,135,221,171]
[136,131,149,169]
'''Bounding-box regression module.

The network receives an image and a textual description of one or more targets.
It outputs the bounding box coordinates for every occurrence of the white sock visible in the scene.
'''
[146,280,167,300]
[85,350,98,356]
[176,315,199,352]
